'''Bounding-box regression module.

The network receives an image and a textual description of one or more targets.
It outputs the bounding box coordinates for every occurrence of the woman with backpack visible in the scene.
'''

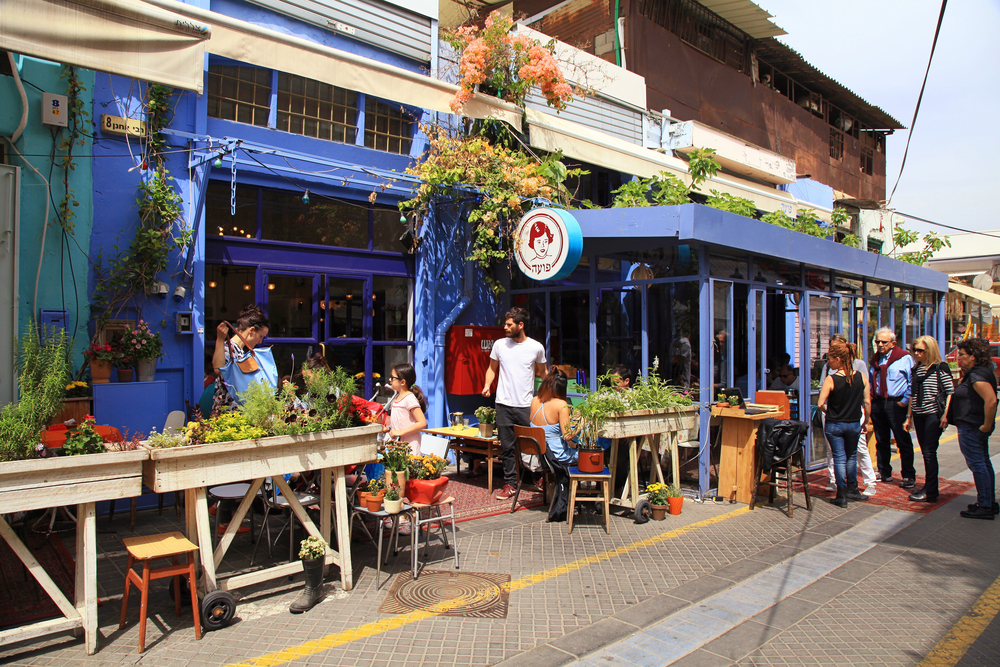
[903,336,954,503]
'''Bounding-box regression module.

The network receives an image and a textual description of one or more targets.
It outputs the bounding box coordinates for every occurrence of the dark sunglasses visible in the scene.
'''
[913,347,926,352]
[389,375,401,381]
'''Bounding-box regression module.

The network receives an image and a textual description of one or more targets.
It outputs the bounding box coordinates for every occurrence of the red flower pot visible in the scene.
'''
[668,496,684,515]
[405,477,449,505]
[577,450,605,474]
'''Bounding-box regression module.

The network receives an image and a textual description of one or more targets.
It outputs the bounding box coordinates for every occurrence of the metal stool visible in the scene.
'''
[208,483,256,543]
[409,496,459,577]
[119,531,202,653]
[567,466,612,534]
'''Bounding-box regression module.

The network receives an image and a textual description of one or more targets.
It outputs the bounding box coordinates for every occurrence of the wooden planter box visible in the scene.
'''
[143,423,381,493]
[49,397,93,427]
[0,449,148,513]
[598,406,700,439]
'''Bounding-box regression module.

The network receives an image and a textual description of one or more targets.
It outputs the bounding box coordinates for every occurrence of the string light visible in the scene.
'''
[301,190,310,204]
[213,156,224,168]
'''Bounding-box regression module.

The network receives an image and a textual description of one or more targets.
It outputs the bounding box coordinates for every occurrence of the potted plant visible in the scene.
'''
[666,483,684,515]
[577,441,605,473]
[726,395,741,409]
[121,320,163,382]
[290,536,327,614]
[381,439,411,489]
[645,482,670,520]
[716,393,728,408]
[110,339,135,382]
[83,341,116,384]
[364,477,386,512]
[405,453,449,504]
[384,483,403,514]
[474,406,496,438]
[61,416,106,456]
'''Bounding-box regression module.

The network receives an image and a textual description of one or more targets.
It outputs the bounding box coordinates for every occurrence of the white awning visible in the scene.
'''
[143,0,523,130]
[526,107,800,215]
[949,281,1000,307]
[0,0,210,93]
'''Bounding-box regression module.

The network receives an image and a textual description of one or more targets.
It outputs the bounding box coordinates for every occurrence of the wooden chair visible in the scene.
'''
[119,531,202,653]
[753,391,791,419]
[511,425,557,514]
[567,466,612,534]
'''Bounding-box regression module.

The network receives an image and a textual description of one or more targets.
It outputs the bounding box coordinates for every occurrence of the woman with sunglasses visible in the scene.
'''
[949,338,998,519]
[385,363,427,456]
[903,336,953,503]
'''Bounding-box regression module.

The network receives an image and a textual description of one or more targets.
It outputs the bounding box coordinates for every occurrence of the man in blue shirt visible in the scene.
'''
[869,328,915,487]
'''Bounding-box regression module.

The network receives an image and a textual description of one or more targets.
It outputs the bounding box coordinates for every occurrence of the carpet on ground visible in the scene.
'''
[800,471,974,513]
[0,531,76,629]
[443,470,544,522]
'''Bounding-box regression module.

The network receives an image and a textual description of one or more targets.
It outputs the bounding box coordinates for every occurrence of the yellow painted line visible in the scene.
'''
[918,571,1000,666]
[224,507,750,667]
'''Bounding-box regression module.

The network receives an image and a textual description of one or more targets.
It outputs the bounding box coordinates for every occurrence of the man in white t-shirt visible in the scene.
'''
[482,307,547,499]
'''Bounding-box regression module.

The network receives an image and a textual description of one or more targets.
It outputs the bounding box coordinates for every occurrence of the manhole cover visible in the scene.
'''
[379,571,510,618]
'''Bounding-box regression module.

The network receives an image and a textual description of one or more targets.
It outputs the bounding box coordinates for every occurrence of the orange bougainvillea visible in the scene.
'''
[446,11,573,114]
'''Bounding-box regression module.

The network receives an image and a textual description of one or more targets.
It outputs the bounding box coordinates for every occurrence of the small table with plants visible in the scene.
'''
[422,425,502,494]
[140,370,380,629]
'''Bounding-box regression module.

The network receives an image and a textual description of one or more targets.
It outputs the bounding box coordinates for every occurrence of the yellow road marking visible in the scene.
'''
[225,507,750,667]
[918,571,1000,666]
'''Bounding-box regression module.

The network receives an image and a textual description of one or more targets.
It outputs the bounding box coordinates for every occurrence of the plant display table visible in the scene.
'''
[0,449,148,654]
[423,425,501,493]
[142,423,379,628]
[601,406,699,520]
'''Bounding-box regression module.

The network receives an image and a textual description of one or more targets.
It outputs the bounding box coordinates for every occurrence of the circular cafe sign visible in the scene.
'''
[513,208,583,281]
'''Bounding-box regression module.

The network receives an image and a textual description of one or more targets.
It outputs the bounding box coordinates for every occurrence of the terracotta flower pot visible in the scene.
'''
[478,423,494,438]
[667,496,683,515]
[577,450,605,474]
[366,496,384,512]
[384,469,408,490]
[405,477,449,505]
[91,360,112,384]
[651,504,668,521]
[116,367,134,383]
[384,498,403,514]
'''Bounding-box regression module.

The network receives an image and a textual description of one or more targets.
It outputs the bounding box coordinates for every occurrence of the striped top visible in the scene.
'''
[911,363,954,415]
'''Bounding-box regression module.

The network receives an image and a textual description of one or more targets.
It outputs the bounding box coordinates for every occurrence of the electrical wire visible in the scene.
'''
[3,137,51,315]
[887,0,948,205]
[894,211,1000,240]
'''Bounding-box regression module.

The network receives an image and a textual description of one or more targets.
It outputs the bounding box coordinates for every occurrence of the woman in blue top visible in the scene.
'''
[529,369,576,522]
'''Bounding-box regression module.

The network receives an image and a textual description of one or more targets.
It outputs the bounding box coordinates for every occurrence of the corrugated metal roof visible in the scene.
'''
[698,0,785,38]
[756,37,904,130]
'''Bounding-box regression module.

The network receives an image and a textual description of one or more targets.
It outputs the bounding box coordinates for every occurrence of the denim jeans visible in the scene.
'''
[825,420,862,489]
[912,413,943,495]
[957,426,996,509]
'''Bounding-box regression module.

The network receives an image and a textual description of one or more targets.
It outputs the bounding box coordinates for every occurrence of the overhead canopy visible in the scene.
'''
[144,0,523,130]
[949,281,1000,309]
[0,0,210,93]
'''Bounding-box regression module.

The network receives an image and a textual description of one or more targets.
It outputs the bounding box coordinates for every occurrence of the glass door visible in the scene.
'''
[710,280,733,399]
[324,275,371,394]
[749,288,767,399]
[805,293,840,464]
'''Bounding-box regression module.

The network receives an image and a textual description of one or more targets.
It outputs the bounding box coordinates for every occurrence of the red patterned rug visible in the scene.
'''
[801,471,975,514]
[444,469,545,523]
[0,531,76,629]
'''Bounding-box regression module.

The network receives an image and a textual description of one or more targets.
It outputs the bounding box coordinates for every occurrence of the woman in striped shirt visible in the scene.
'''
[904,336,954,503]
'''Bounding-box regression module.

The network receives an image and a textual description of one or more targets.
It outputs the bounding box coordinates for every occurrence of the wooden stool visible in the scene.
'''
[567,466,612,534]
[119,531,202,653]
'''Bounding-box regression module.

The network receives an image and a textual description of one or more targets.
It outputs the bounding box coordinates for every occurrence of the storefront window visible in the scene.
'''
[710,252,748,280]
[204,264,258,344]
[805,268,831,293]
[324,343,367,381]
[373,275,410,341]
[266,274,315,339]
[647,281,698,388]
[896,287,914,302]
[373,345,412,399]
[372,208,404,253]
[261,192,368,248]
[326,276,366,339]
[834,274,863,295]
[207,182,258,238]
[756,258,800,286]
[547,291,589,385]
[596,286,642,380]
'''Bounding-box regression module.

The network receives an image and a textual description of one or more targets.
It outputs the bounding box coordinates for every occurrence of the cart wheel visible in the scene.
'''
[167,576,193,606]
[634,499,651,524]
[201,590,236,630]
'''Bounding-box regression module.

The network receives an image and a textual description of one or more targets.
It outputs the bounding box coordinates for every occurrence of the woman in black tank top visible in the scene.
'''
[818,340,873,507]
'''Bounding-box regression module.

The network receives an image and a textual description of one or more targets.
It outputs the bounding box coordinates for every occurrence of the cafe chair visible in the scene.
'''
[749,418,811,518]
[207,483,259,542]
[511,425,557,515]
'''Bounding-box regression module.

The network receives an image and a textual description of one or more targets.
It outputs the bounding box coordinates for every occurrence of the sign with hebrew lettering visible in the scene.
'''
[513,208,582,281]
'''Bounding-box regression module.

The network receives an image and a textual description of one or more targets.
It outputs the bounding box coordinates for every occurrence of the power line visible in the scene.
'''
[895,211,1000,240]
[887,0,948,205]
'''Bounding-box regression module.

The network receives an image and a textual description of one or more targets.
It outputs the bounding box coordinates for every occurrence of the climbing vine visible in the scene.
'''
[55,66,89,233]
[91,84,191,330]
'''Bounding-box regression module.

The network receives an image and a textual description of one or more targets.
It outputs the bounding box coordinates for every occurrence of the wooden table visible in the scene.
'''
[423,426,501,494]
[715,406,774,504]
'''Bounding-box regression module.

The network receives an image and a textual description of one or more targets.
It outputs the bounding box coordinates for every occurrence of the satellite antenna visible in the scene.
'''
[973,273,993,292]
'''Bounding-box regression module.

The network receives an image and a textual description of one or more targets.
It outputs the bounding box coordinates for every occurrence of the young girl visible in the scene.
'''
[385,363,428,455]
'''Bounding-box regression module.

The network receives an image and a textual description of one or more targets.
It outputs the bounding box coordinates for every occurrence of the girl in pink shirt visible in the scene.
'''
[385,363,427,456]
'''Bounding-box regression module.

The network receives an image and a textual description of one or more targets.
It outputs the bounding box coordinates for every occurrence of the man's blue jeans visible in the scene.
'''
[825,420,862,489]
[957,426,996,509]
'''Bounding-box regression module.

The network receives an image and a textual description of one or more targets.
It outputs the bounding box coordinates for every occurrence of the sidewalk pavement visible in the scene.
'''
[2,428,998,667]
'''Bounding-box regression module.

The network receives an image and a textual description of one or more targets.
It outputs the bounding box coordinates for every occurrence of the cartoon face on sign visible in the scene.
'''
[513,208,582,281]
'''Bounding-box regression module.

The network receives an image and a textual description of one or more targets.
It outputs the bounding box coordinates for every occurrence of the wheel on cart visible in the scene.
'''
[201,590,237,630]
[634,499,651,524]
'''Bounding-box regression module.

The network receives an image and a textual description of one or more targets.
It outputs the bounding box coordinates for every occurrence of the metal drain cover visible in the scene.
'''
[379,571,511,618]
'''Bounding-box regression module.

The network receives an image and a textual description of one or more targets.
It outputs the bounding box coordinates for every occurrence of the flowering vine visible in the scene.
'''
[446,11,573,113]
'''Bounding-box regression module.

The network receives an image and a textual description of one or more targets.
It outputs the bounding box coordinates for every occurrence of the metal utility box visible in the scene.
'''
[445,325,504,395]
[39,309,69,340]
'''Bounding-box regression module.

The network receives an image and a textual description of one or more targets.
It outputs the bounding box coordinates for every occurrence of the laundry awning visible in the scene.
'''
[143,0,523,130]
[0,0,210,93]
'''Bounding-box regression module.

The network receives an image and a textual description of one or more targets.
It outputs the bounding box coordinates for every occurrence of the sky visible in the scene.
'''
[758,0,1000,237]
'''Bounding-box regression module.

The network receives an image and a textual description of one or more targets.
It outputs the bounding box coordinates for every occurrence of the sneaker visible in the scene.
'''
[824,483,836,492]
[495,484,516,500]
[967,502,1000,515]
[960,506,996,520]
[862,485,877,497]
[900,478,916,489]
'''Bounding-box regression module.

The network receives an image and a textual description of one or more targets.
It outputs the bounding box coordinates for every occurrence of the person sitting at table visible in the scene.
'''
[529,369,577,522]
[769,364,798,391]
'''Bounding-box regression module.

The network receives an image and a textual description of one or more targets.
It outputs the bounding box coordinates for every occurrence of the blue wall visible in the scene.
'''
[0,57,94,364]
